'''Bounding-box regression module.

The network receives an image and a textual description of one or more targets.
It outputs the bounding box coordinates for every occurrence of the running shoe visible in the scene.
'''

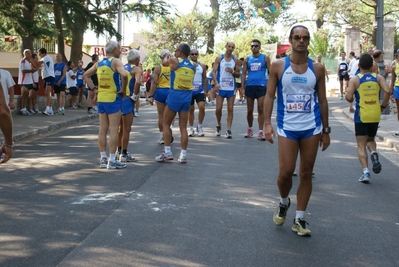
[155,151,173,162]
[340,95,343,100]
[359,173,370,183]
[158,137,164,144]
[215,126,221,136]
[244,128,253,138]
[120,152,137,162]
[197,125,205,137]
[370,152,381,174]
[291,218,311,236]
[20,109,31,116]
[178,154,187,163]
[100,157,108,168]
[56,110,63,115]
[29,109,36,115]
[225,130,232,139]
[258,132,266,141]
[349,107,355,113]
[188,128,195,137]
[78,103,84,108]
[115,151,121,160]
[107,160,127,169]
[88,109,97,115]
[134,111,139,117]
[273,198,290,226]
[395,132,399,136]
[34,109,41,114]
[43,110,52,116]
[61,109,65,115]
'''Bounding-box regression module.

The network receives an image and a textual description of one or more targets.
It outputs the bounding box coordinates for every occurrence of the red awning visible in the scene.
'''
[277,44,291,55]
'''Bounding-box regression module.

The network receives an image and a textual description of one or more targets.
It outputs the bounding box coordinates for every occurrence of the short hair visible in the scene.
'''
[251,39,261,45]
[127,49,140,62]
[105,40,119,54]
[359,53,373,70]
[159,49,170,58]
[341,51,346,55]
[289,25,309,39]
[23,49,31,55]
[350,51,355,57]
[39,48,47,55]
[373,50,382,59]
[91,54,98,61]
[190,48,198,53]
[67,60,73,67]
[179,43,191,57]
[32,53,37,59]
[239,57,245,61]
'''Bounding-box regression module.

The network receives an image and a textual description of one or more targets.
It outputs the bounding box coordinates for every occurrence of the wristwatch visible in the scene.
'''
[323,127,331,134]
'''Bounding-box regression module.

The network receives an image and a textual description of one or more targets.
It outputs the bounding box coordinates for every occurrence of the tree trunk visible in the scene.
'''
[206,0,220,54]
[54,3,67,61]
[21,0,35,55]
[70,29,84,64]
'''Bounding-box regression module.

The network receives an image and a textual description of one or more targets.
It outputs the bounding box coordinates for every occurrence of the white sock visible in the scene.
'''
[259,130,263,133]
[164,146,171,154]
[198,124,202,127]
[363,168,369,174]
[280,197,289,206]
[296,211,305,219]
[181,149,187,156]
[110,154,116,162]
[100,152,107,159]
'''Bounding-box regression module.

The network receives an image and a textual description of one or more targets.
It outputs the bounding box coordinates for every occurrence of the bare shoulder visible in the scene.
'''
[270,58,285,71]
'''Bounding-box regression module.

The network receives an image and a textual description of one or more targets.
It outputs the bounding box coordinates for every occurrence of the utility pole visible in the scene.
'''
[376,0,389,114]
[117,0,123,43]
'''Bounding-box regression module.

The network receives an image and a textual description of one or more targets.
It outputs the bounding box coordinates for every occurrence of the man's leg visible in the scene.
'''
[339,79,344,99]
[257,96,265,131]
[277,136,299,198]
[156,102,166,142]
[246,97,255,128]
[297,134,320,211]
[98,113,110,153]
[215,94,224,127]
[226,95,235,131]
[179,111,189,150]
[188,104,195,127]
[197,101,205,124]
[20,86,28,111]
[356,135,369,170]
[108,111,122,159]
[60,91,65,110]
[163,106,177,147]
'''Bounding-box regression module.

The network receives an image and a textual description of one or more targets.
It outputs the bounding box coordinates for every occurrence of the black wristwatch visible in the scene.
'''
[323,127,331,134]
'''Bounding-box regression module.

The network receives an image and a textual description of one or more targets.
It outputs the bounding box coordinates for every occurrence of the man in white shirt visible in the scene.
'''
[38,47,55,115]
[0,69,15,110]
[66,60,78,110]
[0,79,13,164]
[347,51,359,113]
[18,49,36,115]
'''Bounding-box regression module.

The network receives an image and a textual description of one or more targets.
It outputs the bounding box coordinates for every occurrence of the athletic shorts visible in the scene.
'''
[21,84,33,90]
[217,90,235,99]
[355,123,379,137]
[245,85,266,99]
[339,73,349,81]
[166,89,192,112]
[43,77,55,87]
[68,87,78,95]
[153,88,169,104]
[54,84,66,94]
[121,97,135,115]
[235,82,241,88]
[98,95,122,115]
[191,92,206,105]
[393,86,399,100]
[277,126,322,141]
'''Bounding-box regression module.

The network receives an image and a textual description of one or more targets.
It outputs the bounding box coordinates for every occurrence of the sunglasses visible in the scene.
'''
[191,53,198,56]
[251,45,259,48]
[291,35,310,41]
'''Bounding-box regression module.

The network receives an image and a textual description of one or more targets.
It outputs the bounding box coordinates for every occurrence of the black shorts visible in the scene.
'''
[54,84,66,94]
[245,85,266,99]
[21,84,33,90]
[191,92,206,105]
[339,74,349,81]
[355,123,379,137]
[32,83,39,92]
[235,82,241,88]
[69,87,78,96]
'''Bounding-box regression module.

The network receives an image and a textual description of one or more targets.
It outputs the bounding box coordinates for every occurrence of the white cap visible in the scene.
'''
[160,49,170,58]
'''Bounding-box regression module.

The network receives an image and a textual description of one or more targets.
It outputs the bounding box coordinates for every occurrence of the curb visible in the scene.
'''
[12,114,99,143]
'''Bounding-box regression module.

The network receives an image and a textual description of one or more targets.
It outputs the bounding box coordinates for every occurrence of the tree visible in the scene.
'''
[307,30,329,57]
[311,0,399,46]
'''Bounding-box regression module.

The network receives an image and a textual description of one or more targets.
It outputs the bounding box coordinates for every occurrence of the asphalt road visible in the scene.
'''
[1,99,399,267]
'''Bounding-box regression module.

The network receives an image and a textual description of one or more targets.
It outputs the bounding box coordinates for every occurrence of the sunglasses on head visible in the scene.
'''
[251,45,259,48]
[191,53,198,56]
[291,35,310,41]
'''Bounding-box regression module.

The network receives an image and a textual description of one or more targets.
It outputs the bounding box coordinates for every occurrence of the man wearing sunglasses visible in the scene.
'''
[242,39,271,140]
[188,49,208,137]
[264,25,330,236]
[212,41,241,138]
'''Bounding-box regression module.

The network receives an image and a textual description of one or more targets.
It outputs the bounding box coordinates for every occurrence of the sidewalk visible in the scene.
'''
[1,98,151,143]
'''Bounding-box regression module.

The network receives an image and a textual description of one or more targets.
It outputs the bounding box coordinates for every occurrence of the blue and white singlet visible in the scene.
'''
[277,57,321,131]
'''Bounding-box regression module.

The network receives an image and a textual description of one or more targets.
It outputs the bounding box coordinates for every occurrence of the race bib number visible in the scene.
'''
[78,75,83,80]
[221,77,234,88]
[192,82,201,91]
[340,65,346,70]
[55,70,61,76]
[286,94,311,113]
[250,62,261,71]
